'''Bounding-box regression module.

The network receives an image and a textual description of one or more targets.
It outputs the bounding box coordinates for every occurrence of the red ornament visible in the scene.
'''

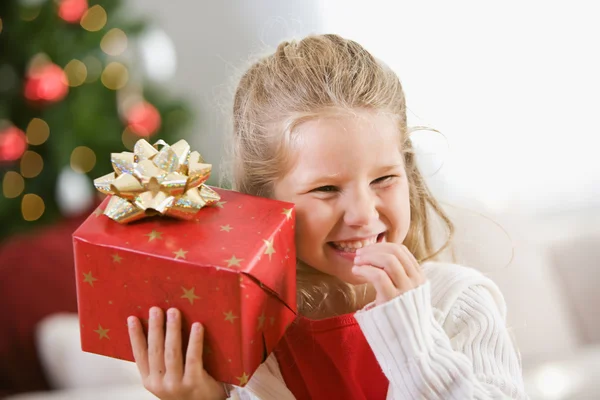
[24,63,69,105]
[0,125,28,162]
[126,101,161,137]
[58,0,89,23]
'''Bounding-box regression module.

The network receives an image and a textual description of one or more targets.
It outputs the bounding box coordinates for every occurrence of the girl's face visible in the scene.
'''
[273,110,411,285]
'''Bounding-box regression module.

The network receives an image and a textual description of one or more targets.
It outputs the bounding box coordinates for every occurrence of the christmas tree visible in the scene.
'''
[0,0,193,242]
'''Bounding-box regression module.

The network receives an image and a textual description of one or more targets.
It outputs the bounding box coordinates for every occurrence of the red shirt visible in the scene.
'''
[274,313,389,400]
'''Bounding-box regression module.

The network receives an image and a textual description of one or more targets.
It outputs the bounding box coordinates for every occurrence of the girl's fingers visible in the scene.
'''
[164,308,184,379]
[354,251,408,289]
[359,243,421,280]
[127,316,150,377]
[147,307,166,376]
[183,322,205,381]
[352,264,397,301]
[397,245,421,279]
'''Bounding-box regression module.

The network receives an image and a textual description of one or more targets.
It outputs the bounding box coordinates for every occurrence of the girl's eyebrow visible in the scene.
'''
[302,172,342,188]
[377,163,404,174]
[301,164,403,188]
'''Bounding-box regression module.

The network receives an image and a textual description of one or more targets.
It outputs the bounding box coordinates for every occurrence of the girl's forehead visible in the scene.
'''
[283,112,405,180]
[292,111,403,151]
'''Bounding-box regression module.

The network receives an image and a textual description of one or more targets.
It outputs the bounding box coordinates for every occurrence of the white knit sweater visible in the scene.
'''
[230,262,529,400]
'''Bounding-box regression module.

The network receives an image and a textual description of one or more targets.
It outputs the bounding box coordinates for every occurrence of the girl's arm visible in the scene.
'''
[355,274,529,400]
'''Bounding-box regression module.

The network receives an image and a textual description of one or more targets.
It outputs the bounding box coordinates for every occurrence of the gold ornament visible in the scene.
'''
[94,139,220,223]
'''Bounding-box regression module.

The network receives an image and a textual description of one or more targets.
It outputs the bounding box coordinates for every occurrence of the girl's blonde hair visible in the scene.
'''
[231,34,454,316]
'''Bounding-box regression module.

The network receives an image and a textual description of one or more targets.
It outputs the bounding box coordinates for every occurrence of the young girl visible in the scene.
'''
[127,34,529,400]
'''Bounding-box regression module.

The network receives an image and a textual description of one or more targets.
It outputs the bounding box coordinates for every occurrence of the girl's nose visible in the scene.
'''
[343,189,378,227]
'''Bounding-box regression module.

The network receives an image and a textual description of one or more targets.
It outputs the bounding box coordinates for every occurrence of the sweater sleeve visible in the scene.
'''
[228,353,297,400]
[354,280,529,400]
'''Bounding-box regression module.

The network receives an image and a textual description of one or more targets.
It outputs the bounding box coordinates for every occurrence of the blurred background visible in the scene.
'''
[1,1,598,399]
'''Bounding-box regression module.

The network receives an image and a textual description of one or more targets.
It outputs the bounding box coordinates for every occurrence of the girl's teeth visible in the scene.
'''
[331,236,378,252]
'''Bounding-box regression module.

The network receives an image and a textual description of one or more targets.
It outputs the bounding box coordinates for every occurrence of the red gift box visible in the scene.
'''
[72,187,297,386]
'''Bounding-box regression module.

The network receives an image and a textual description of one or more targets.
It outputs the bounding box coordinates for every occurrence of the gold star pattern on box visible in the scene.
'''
[181,286,200,305]
[93,207,104,217]
[263,238,276,261]
[220,224,233,232]
[215,201,227,208]
[237,372,249,386]
[226,255,243,267]
[224,310,238,323]
[282,208,293,220]
[112,253,123,263]
[173,248,188,260]
[83,271,97,287]
[94,324,110,340]
[145,229,163,242]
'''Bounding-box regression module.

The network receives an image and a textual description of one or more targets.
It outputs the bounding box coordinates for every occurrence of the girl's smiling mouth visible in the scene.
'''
[328,232,386,258]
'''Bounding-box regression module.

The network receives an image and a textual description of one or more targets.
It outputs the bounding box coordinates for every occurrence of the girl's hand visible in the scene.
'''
[128,307,227,400]
[351,243,426,306]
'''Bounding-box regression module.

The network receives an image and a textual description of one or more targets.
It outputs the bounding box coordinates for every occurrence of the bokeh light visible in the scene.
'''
[21,193,45,221]
[0,17,3,34]
[64,59,87,87]
[26,118,50,145]
[20,6,41,21]
[70,146,96,173]
[139,28,177,82]
[121,126,139,150]
[20,151,43,178]
[101,28,128,56]
[82,56,102,83]
[24,63,69,103]
[80,5,107,32]
[126,101,161,136]
[58,0,89,24]
[0,125,28,162]
[2,171,24,199]
[101,62,128,90]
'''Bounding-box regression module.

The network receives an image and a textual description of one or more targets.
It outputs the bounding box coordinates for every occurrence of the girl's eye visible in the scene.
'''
[312,185,338,193]
[372,175,396,185]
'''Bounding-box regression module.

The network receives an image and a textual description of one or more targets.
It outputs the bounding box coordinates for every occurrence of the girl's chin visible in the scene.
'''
[338,270,369,286]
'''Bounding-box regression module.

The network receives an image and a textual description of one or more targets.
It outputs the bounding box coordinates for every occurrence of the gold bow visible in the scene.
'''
[94,139,220,223]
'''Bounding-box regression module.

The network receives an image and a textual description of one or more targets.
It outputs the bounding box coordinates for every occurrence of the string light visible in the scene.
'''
[21,193,45,221]
[64,59,87,87]
[101,28,128,56]
[80,5,107,32]
[101,62,128,90]
[20,151,44,178]
[2,171,24,198]
[70,146,96,173]
[26,118,50,145]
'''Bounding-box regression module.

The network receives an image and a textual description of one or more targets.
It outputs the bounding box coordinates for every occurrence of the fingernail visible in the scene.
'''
[150,307,159,319]
[167,309,177,321]
[354,256,360,263]
[193,322,202,332]
[128,316,136,327]
[356,248,363,254]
